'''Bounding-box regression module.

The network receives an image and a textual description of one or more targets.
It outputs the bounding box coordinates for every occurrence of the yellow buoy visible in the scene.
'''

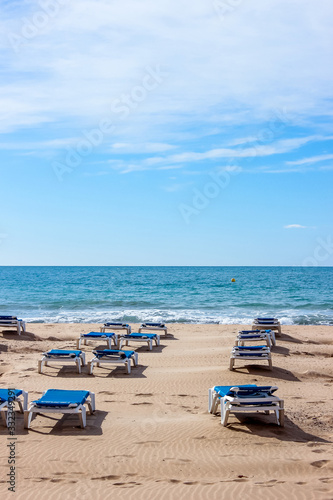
[231,278,236,282]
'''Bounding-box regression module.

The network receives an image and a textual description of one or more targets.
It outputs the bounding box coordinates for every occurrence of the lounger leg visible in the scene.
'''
[107,338,112,349]
[24,409,33,429]
[38,359,43,374]
[76,359,81,374]
[119,340,123,349]
[81,353,86,366]
[268,358,273,370]
[23,391,28,411]
[17,323,20,335]
[277,325,282,336]
[221,401,230,426]
[266,336,271,348]
[278,401,284,426]
[229,358,235,370]
[208,389,215,413]
[76,339,81,349]
[126,360,131,374]
[133,353,138,366]
[88,392,95,413]
[88,361,94,375]
[156,335,160,346]
[148,340,152,351]
[79,406,86,428]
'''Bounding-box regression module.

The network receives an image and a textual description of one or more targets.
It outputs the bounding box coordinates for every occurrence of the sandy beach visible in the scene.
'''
[0,323,332,499]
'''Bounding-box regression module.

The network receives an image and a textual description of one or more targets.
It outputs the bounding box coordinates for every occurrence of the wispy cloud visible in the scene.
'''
[286,153,333,165]
[111,142,177,153]
[113,135,332,171]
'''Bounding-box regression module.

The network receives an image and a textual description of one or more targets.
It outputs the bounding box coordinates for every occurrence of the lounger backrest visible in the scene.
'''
[143,322,165,327]
[230,386,278,396]
[255,318,277,322]
[93,349,128,359]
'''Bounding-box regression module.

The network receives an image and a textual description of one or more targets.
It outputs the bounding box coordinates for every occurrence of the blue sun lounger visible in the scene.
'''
[208,384,284,426]
[119,332,160,351]
[230,345,272,370]
[0,316,26,335]
[24,389,95,429]
[252,318,281,335]
[0,389,28,427]
[236,330,275,348]
[88,349,138,375]
[138,322,167,336]
[76,331,118,349]
[38,350,86,374]
[100,322,131,335]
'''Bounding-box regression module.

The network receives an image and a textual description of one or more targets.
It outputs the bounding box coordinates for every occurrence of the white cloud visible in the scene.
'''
[0,0,332,143]
[111,142,177,153]
[284,224,307,229]
[286,153,333,165]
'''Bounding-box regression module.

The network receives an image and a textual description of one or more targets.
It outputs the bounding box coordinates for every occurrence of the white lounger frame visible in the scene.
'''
[0,318,26,335]
[208,386,284,426]
[230,346,272,370]
[138,324,167,336]
[252,320,281,336]
[38,352,86,374]
[76,333,118,349]
[236,332,272,348]
[88,352,138,375]
[24,391,95,429]
[119,334,160,351]
[100,323,131,335]
[0,390,28,427]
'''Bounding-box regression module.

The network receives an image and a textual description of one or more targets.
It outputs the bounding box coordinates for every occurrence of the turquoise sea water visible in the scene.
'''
[0,266,332,325]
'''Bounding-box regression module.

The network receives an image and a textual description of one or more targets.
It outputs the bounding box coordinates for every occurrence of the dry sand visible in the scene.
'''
[0,323,332,499]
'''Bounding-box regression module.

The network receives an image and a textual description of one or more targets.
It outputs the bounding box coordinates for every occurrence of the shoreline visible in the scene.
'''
[0,323,332,499]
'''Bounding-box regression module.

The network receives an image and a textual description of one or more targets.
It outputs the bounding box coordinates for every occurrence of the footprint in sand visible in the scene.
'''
[311,460,330,468]
[131,402,153,405]
[92,475,120,481]
[319,477,333,483]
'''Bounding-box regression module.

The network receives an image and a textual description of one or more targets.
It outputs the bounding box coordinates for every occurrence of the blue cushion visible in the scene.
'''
[238,335,263,339]
[214,385,276,397]
[123,333,157,339]
[0,316,17,320]
[33,389,90,407]
[142,322,165,327]
[0,389,22,402]
[256,318,277,322]
[213,385,257,397]
[104,322,129,327]
[83,332,115,338]
[236,345,268,350]
[239,330,261,334]
[46,350,82,357]
[94,349,134,359]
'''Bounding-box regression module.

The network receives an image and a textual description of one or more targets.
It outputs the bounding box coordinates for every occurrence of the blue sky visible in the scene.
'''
[0,0,333,265]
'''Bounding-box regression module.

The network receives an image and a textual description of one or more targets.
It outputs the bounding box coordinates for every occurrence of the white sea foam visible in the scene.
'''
[24,308,333,325]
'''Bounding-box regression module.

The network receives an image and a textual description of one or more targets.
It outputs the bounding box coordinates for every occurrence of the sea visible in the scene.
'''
[0,266,332,325]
